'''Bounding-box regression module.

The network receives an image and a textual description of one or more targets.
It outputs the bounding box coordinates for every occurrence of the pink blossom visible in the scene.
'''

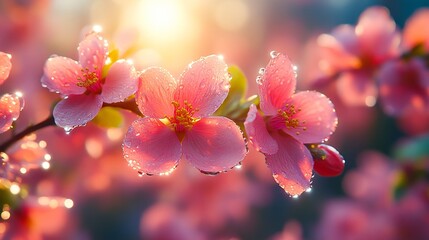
[41,33,138,130]
[378,58,429,116]
[0,52,22,133]
[0,52,12,85]
[244,52,337,196]
[403,8,429,52]
[123,55,247,175]
[317,6,400,106]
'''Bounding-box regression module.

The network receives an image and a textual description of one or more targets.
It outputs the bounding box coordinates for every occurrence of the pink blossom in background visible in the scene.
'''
[378,58,429,116]
[244,52,337,196]
[41,33,138,130]
[316,151,429,240]
[403,8,429,51]
[123,55,247,175]
[0,52,22,134]
[317,6,400,106]
[342,151,397,208]
[0,52,12,84]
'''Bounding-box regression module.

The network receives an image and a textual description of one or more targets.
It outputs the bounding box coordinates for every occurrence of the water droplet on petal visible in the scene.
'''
[270,51,280,58]
[256,76,262,85]
[258,68,265,75]
[199,170,220,176]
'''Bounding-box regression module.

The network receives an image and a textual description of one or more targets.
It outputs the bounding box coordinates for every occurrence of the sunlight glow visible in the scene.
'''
[136,0,187,41]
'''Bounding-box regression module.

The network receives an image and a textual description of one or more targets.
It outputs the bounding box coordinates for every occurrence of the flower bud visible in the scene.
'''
[309,144,345,177]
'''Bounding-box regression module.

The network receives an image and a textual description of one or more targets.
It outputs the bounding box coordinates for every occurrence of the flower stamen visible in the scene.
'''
[168,100,198,132]
[76,66,102,94]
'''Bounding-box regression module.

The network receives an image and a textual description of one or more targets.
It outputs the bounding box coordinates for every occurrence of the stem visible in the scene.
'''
[0,115,56,152]
[103,99,143,117]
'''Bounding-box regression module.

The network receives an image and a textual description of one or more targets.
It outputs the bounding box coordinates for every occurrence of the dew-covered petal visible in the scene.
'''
[53,94,103,129]
[403,8,429,52]
[265,133,313,196]
[175,55,230,117]
[356,6,400,64]
[41,56,86,95]
[244,104,278,154]
[336,70,377,106]
[259,53,296,115]
[78,33,108,75]
[182,116,246,174]
[123,118,181,175]
[378,59,429,116]
[0,94,21,133]
[101,60,138,103]
[136,67,177,118]
[0,52,12,85]
[283,91,338,143]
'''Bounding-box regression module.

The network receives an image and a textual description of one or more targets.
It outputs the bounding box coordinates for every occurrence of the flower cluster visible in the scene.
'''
[316,6,429,120]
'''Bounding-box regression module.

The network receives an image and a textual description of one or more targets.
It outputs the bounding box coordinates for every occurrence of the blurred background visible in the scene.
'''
[0,0,428,239]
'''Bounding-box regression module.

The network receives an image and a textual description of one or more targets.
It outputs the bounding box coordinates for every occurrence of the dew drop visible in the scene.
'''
[270,51,280,58]
[64,126,74,135]
[256,76,262,85]
[258,68,266,75]
[14,92,25,111]
[199,170,220,176]
[137,171,144,177]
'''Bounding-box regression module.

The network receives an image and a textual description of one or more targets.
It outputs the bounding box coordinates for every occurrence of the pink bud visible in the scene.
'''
[309,144,345,177]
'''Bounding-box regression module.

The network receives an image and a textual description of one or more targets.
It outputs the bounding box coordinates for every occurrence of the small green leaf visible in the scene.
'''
[92,107,124,128]
[393,135,429,161]
[216,66,248,116]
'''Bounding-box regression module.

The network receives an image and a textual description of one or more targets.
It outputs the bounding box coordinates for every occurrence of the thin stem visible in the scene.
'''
[0,115,56,152]
[103,98,143,117]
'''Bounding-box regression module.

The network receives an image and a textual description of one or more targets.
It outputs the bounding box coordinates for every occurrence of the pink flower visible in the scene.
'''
[378,58,429,116]
[317,6,400,106]
[41,33,138,130]
[0,51,12,85]
[403,8,429,52]
[244,52,337,196]
[0,52,22,134]
[122,55,247,175]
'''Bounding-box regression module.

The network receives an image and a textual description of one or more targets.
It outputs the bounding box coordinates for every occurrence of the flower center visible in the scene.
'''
[76,67,102,94]
[168,100,198,132]
[269,103,307,135]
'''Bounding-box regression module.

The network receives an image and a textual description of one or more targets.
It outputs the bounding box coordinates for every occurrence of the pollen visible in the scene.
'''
[76,67,102,94]
[269,103,307,134]
[168,100,198,132]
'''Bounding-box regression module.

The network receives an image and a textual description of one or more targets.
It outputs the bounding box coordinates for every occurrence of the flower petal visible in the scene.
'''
[378,59,429,116]
[0,52,12,85]
[258,53,296,115]
[77,33,108,74]
[0,94,21,133]
[317,26,360,74]
[53,94,103,129]
[283,91,338,143]
[123,118,181,175]
[244,104,278,154]
[182,116,246,174]
[265,133,313,196]
[41,56,86,95]
[336,70,377,106]
[136,67,177,118]
[403,8,429,51]
[356,6,400,64]
[175,55,230,117]
[101,60,138,103]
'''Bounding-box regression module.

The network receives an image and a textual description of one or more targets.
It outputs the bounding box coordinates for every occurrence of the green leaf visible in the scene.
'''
[393,135,429,161]
[215,66,248,116]
[92,107,124,128]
